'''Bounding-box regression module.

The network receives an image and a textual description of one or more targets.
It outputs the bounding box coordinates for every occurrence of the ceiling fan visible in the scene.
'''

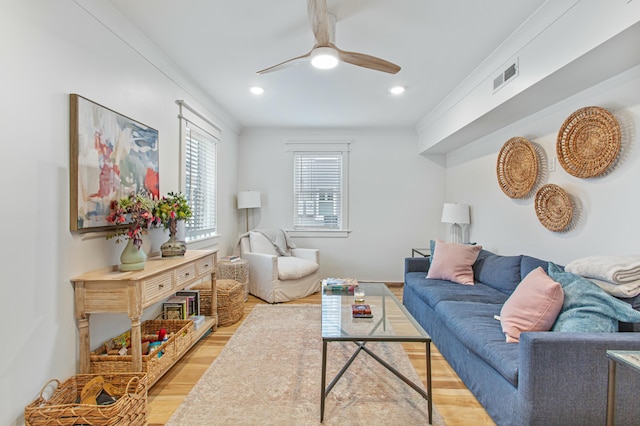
[257,0,401,75]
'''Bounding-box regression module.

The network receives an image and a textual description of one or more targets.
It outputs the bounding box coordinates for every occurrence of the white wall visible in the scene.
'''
[417,0,640,154]
[238,128,444,281]
[0,1,240,424]
[444,65,640,265]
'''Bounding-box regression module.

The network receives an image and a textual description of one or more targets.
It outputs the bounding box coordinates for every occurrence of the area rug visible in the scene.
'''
[167,304,444,425]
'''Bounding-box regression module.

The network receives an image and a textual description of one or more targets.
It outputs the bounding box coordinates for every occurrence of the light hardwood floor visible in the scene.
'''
[147,285,496,425]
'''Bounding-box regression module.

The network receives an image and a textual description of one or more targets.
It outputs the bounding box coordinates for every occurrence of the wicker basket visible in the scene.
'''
[24,373,147,426]
[217,279,244,327]
[496,137,538,198]
[90,320,193,386]
[535,184,573,232]
[556,106,621,178]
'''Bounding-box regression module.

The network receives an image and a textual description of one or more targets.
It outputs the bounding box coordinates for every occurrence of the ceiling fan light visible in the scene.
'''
[389,86,405,95]
[311,47,339,69]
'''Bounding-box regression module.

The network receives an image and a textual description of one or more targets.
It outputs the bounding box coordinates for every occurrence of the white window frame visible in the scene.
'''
[177,100,220,246]
[286,141,350,238]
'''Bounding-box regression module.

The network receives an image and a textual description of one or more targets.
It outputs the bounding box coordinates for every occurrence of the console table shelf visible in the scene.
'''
[70,249,218,379]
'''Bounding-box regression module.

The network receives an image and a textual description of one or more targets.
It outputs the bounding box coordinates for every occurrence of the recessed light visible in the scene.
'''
[389,86,405,95]
[250,86,264,95]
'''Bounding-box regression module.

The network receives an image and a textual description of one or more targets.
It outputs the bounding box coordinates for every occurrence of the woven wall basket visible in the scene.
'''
[535,184,573,232]
[556,106,621,178]
[497,137,538,198]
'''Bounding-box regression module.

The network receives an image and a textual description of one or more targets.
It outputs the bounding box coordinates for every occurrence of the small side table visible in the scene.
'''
[411,248,431,258]
[606,350,640,426]
[217,258,249,301]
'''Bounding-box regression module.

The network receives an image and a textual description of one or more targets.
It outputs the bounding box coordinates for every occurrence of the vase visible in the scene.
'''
[120,238,147,271]
[161,219,187,257]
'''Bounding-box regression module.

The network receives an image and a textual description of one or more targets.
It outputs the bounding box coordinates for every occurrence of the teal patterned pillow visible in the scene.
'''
[548,263,640,332]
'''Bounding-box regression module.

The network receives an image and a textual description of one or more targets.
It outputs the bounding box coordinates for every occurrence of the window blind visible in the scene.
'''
[184,123,217,241]
[293,152,342,229]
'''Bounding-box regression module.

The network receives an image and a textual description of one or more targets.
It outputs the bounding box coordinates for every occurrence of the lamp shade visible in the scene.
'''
[441,203,470,224]
[237,191,261,209]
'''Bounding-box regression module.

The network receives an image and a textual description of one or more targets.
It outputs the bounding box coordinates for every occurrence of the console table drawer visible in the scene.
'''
[176,263,197,286]
[144,272,174,303]
[197,255,215,275]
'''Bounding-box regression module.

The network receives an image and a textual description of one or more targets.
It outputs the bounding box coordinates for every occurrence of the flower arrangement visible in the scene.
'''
[154,192,193,230]
[106,190,158,249]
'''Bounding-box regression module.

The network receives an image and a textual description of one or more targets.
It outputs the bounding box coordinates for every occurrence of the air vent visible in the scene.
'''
[493,58,519,92]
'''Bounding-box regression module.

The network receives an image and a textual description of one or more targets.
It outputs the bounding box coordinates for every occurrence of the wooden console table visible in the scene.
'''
[70,249,218,375]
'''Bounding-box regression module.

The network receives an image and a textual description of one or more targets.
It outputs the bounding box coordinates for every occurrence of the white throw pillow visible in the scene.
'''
[249,231,279,256]
[277,257,319,280]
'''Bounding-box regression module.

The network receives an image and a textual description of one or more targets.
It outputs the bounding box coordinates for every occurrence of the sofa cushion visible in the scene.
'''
[521,255,553,279]
[500,267,564,343]
[435,301,520,386]
[277,256,319,280]
[427,240,482,285]
[404,273,508,310]
[473,250,523,295]
[249,231,279,256]
[548,263,640,332]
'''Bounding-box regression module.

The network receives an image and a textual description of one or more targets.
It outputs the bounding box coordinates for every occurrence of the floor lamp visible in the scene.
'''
[238,191,261,232]
[441,203,470,244]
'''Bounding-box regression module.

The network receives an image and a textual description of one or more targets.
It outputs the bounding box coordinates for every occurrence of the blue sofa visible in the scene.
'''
[403,249,640,426]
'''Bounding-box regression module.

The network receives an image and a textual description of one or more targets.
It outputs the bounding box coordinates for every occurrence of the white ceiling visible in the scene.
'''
[108,0,547,129]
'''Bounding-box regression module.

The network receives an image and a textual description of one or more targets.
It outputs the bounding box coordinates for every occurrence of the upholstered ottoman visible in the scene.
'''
[216,279,244,327]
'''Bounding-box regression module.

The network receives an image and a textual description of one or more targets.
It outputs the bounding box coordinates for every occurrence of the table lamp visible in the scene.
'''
[441,203,470,244]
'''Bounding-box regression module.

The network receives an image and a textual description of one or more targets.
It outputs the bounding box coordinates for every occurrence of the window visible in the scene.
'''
[178,101,220,242]
[288,142,350,234]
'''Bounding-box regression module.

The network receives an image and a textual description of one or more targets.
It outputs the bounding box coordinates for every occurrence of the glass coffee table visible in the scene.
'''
[321,282,432,423]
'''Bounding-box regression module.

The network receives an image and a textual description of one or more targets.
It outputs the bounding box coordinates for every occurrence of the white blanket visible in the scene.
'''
[565,254,640,298]
[565,255,640,283]
[588,278,640,298]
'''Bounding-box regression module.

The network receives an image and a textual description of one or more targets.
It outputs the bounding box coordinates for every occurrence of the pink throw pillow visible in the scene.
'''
[500,267,564,343]
[426,240,482,285]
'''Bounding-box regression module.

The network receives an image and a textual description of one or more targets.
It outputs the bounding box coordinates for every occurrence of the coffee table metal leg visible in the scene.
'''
[606,358,616,426]
[426,341,432,424]
[321,339,327,422]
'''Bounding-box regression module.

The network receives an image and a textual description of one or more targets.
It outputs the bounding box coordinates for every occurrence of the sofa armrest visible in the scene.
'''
[404,257,431,275]
[291,248,319,264]
[518,332,640,423]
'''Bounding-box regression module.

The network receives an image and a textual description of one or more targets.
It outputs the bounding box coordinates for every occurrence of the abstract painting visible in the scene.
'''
[70,94,159,231]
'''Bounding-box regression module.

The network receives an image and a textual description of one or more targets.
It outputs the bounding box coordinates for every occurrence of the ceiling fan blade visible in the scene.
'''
[335,46,401,74]
[256,51,312,74]
[308,0,330,46]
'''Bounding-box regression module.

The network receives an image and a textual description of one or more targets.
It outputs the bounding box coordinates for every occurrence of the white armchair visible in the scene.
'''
[239,231,320,303]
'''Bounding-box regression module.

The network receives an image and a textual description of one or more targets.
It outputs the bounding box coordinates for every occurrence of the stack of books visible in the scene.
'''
[221,255,242,263]
[322,278,358,295]
[190,315,205,329]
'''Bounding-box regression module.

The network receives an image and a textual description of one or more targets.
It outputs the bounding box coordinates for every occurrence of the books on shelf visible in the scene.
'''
[175,290,200,316]
[164,295,191,320]
[352,304,373,318]
[322,278,358,295]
